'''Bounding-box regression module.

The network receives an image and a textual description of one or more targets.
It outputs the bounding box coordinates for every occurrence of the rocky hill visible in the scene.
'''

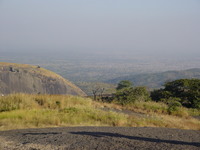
[0,62,86,96]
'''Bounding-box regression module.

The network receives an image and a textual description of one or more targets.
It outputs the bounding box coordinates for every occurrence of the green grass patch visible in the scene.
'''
[126,101,168,114]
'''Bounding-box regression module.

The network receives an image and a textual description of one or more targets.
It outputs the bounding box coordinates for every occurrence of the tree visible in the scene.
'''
[133,86,150,102]
[115,87,135,105]
[151,79,200,109]
[151,90,172,102]
[116,80,133,90]
[115,80,150,105]
[92,87,100,101]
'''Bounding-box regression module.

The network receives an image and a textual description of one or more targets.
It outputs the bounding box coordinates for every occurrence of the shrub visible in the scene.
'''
[115,86,150,105]
[115,87,136,105]
[167,100,182,114]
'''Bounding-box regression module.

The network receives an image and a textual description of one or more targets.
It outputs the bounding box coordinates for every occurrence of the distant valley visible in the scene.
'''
[107,68,200,89]
[1,53,200,93]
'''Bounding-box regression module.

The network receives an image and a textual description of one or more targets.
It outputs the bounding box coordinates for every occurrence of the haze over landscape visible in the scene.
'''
[0,0,200,86]
[0,1,200,149]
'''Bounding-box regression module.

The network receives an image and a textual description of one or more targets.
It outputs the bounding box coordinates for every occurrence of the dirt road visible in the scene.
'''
[0,127,199,150]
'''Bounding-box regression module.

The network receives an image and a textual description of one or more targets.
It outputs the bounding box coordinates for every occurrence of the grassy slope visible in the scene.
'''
[0,94,199,131]
[0,62,86,96]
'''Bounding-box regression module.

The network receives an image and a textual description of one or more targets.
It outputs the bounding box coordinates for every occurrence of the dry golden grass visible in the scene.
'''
[0,94,199,131]
[0,62,59,78]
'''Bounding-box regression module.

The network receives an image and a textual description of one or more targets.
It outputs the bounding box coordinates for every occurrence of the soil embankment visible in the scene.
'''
[0,127,199,150]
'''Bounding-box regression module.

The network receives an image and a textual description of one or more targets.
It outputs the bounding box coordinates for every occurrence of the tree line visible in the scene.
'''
[92,79,200,109]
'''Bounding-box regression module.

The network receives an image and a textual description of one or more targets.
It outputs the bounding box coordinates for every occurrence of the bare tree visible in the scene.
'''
[92,87,100,100]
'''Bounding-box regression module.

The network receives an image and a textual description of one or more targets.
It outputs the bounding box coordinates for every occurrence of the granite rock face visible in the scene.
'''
[0,62,86,96]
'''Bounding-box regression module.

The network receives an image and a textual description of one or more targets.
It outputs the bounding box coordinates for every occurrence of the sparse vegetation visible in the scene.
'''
[111,80,199,118]
[0,93,199,131]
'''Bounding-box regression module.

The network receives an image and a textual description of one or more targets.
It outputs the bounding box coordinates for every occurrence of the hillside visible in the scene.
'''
[0,62,86,96]
[107,68,200,89]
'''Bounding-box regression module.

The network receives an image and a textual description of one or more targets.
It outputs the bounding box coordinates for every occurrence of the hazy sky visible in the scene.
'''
[0,0,200,57]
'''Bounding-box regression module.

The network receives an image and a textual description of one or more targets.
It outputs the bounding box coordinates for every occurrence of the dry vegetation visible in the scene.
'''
[0,62,60,78]
[0,94,199,131]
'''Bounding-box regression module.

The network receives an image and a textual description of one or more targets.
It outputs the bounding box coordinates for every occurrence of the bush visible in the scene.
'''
[167,100,182,114]
[115,87,150,105]
[133,87,150,102]
[151,90,172,102]
[115,87,136,105]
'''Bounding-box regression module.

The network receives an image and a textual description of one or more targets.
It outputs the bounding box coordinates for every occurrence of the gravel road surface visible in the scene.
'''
[0,127,199,150]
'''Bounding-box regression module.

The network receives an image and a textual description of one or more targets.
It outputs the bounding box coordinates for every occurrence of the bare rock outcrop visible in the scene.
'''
[0,62,86,96]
